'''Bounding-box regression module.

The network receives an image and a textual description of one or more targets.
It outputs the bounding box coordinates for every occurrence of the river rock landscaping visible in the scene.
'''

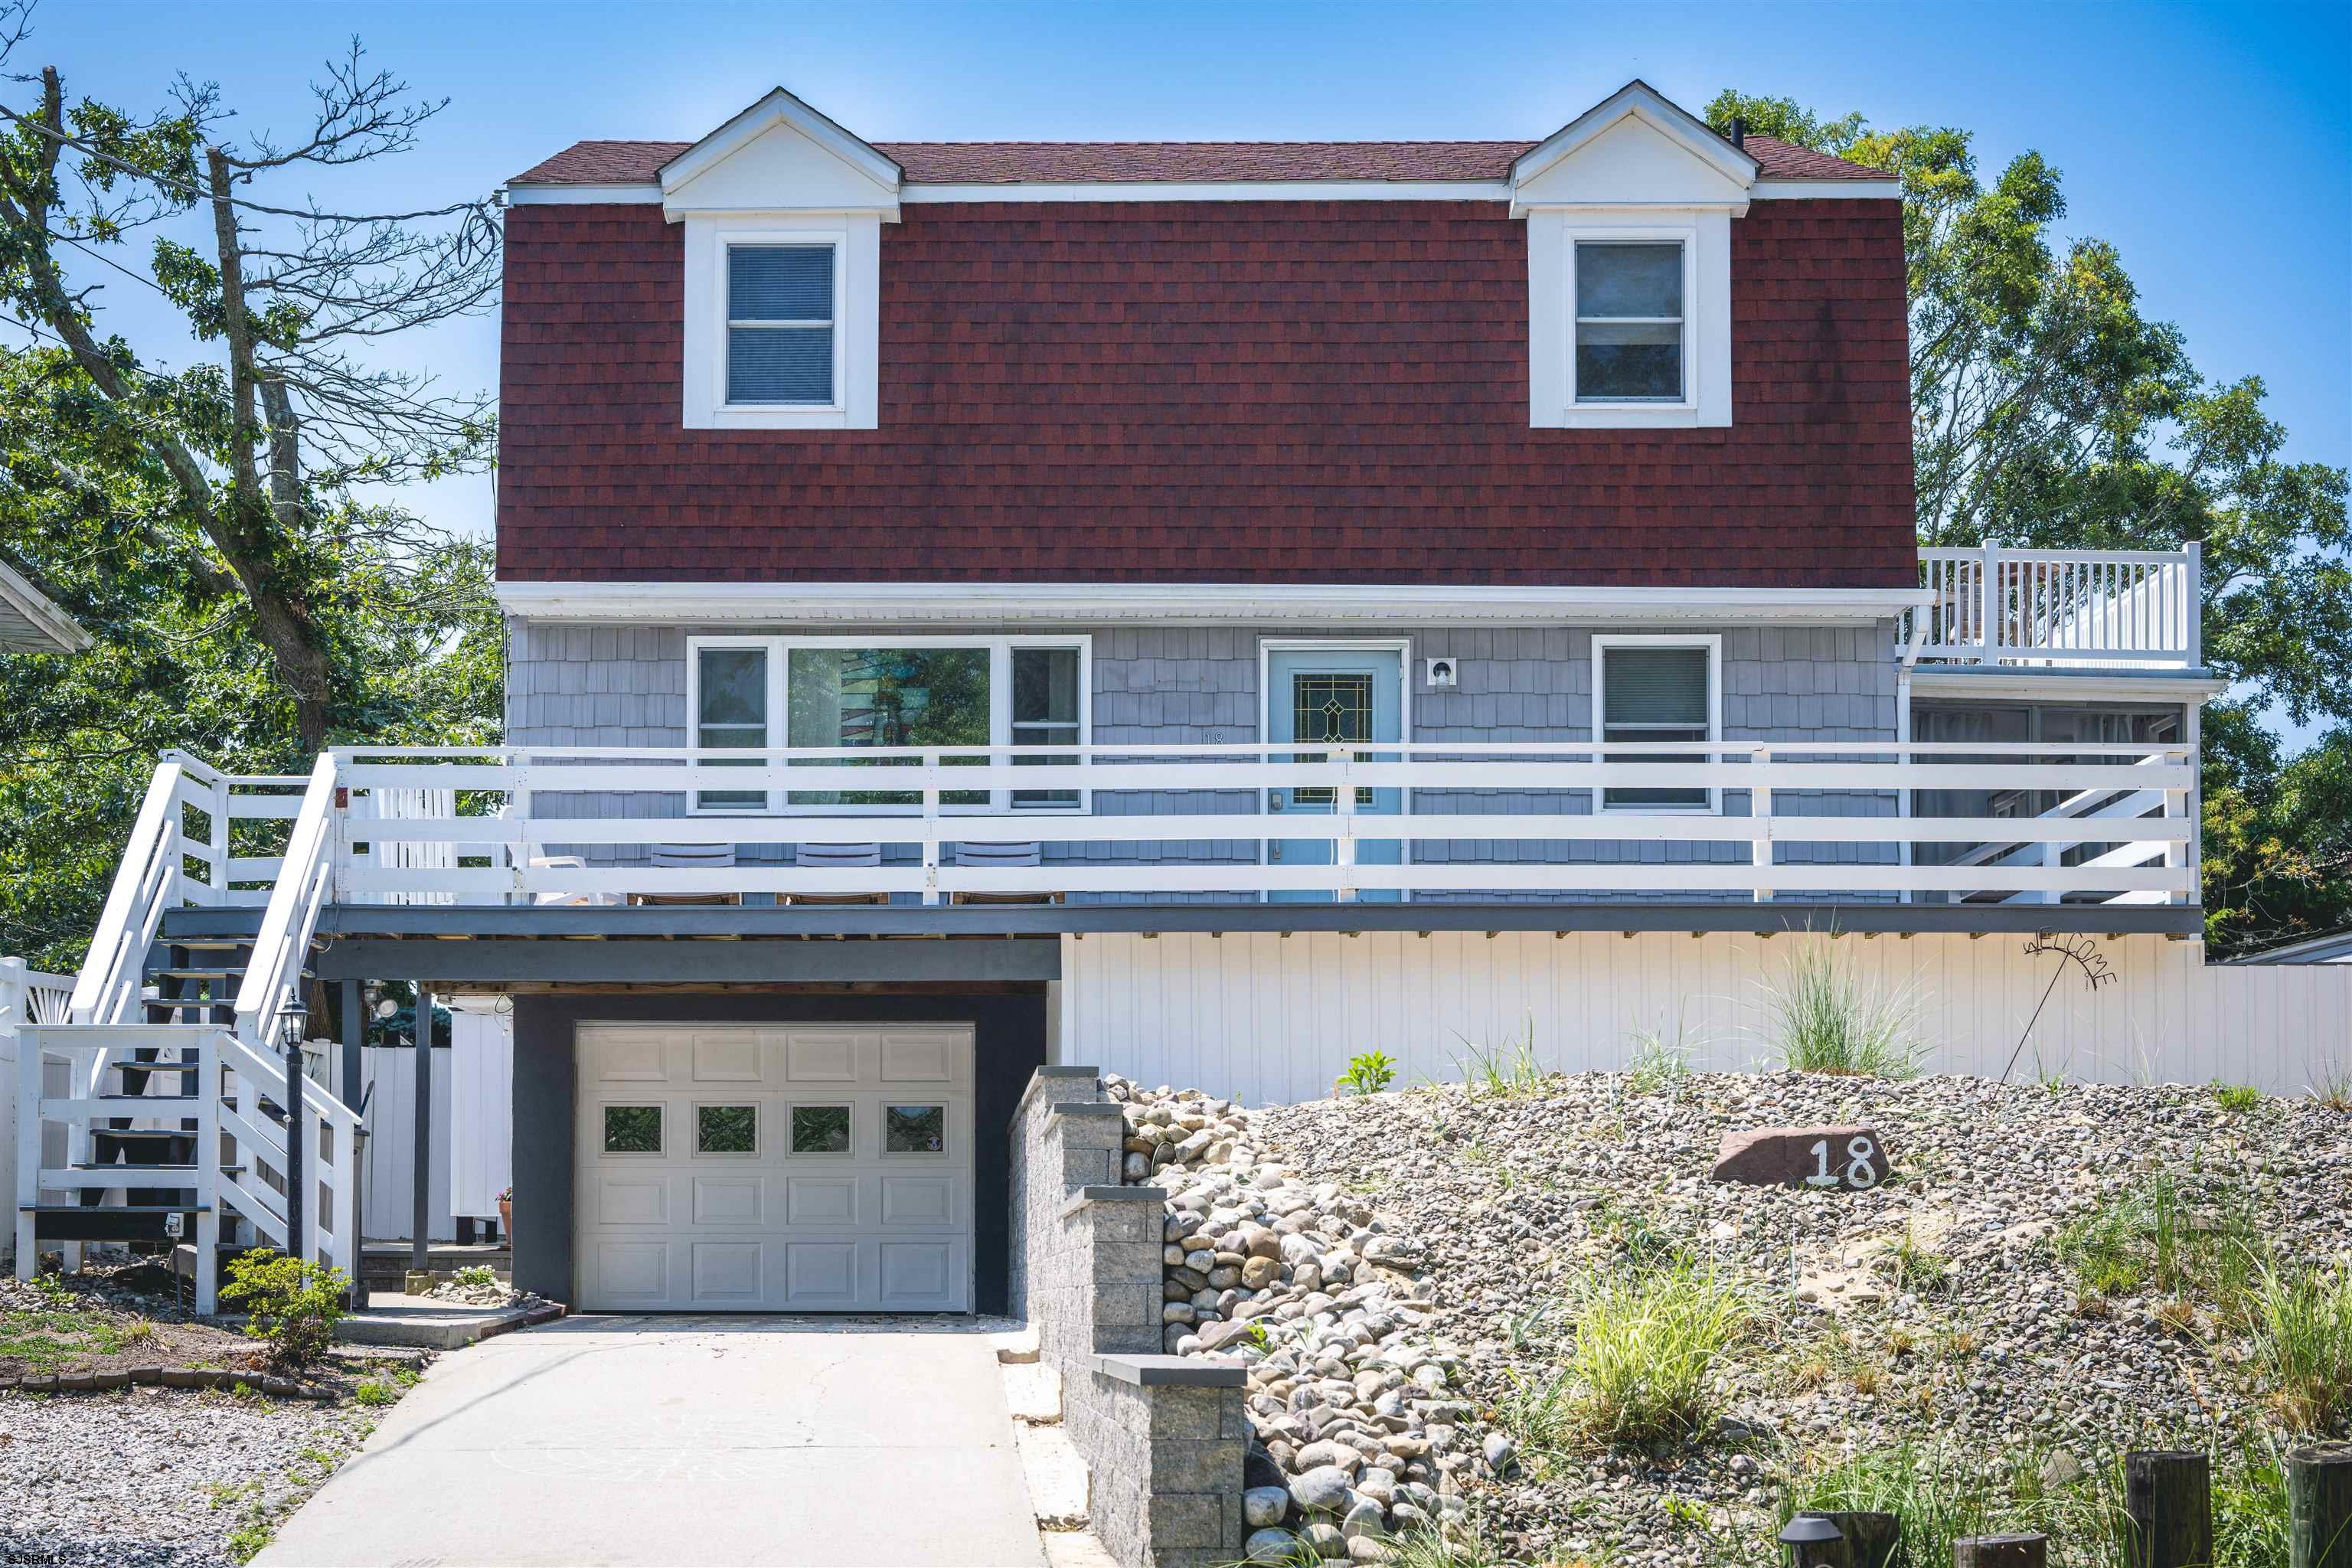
[1111,1067,2352,1566]
[0,1266,433,1565]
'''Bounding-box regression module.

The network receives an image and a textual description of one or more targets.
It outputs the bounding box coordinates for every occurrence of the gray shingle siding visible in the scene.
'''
[504,618,1900,901]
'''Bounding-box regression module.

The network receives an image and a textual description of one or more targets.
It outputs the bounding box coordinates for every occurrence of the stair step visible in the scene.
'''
[64,1163,220,1174]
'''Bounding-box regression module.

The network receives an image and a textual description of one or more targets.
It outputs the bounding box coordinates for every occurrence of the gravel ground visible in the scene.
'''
[1132,1069,2350,1566]
[0,1384,376,1567]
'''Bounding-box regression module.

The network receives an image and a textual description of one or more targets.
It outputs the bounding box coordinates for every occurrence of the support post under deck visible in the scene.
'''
[411,987,432,1276]
[340,979,368,1310]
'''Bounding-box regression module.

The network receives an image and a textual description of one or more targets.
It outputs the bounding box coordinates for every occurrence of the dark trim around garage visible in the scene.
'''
[509,991,1047,1317]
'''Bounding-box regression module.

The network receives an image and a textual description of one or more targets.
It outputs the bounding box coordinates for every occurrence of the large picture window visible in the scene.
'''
[1594,636,1719,812]
[688,636,1090,814]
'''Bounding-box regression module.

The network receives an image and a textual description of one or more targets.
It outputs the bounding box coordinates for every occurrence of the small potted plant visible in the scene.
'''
[497,1186,514,1246]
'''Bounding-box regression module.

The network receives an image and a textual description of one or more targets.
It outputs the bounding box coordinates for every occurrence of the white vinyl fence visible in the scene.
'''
[343,1006,511,1243]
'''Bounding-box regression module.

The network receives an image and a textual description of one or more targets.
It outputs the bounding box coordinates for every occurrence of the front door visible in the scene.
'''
[1265,646,1404,903]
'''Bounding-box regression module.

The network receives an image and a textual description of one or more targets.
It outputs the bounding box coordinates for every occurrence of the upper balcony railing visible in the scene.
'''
[86,742,2197,944]
[1909,542,2202,668]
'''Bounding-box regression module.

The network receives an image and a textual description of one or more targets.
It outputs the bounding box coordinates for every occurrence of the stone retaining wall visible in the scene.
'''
[1011,1066,1250,1568]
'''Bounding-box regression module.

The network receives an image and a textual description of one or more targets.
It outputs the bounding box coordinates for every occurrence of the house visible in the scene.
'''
[0,557,90,655]
[22,80,2331,1325]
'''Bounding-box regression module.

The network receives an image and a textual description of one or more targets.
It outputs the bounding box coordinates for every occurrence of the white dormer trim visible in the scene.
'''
[1509,80,1756,217]
[659,87,903,210]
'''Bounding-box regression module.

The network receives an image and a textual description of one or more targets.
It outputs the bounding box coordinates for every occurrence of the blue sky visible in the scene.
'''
[21,2,2352,563]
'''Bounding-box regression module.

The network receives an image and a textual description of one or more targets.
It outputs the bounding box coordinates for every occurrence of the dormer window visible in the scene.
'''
[681,218,878,430]
[1574,241,1684,403]
[727,244,838,405]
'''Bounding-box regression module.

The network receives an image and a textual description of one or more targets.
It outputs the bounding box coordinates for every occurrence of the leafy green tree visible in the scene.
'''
[0,28,498,750]
[0,23,499,970]
[1707,90,2351,952]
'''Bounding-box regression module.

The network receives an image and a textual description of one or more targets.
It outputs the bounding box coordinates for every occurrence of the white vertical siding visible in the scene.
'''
[357,1045,456,1243]
[1062,931,2352,1106]
[447,1010,513,1218]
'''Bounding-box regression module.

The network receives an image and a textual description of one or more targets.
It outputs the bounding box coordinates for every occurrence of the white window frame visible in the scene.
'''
[1570,237,1692,407]
[720,238,844,410]
[684,632,1093,816]
[1525,211,1731,430]
[680,213,880,430]
[1590,632,1723,815]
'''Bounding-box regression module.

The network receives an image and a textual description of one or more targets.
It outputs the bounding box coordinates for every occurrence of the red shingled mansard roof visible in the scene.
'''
[509,133,1890,188]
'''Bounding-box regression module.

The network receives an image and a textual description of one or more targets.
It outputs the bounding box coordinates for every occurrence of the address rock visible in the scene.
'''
[1710,1124,1890,1191]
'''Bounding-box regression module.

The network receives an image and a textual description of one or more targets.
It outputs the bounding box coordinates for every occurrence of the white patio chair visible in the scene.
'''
[784,841,890,906]
[531,854,621,907]
[949,841,1062,905]
[629,841,743,906]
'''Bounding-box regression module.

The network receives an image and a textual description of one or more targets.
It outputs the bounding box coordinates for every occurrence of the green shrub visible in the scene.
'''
[2250,1259,2352,1434]
[1759,942,1925,1078]
[449,1265,501,1289]
[218,1250,348,1371]
[1563,1263,1749,1446]
[2211,1080,2264,1113]
[1333,1050,1397,1096]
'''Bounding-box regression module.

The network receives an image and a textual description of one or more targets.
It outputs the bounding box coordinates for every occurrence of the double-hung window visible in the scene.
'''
[689,637,1089,813]
[1594,636,1719,812]
[727,243,836,406]
[1573,241,1685,403]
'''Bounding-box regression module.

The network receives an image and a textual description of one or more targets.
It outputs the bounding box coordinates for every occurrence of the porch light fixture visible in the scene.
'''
[277,998,309,1050]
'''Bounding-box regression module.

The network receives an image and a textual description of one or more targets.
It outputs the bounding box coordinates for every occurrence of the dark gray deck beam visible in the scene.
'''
[311,937,1064,984]
[163,899,2203,947]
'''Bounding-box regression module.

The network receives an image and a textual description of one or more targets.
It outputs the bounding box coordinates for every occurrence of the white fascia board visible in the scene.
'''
[1752,178,1902,200]
[496,580,1933,626]
[1906,666,2229,704]
[900,180,1512,204]
[659,87,903,197]
[0,557,90,653]
[507,183,664,205]
[508,177,1895,208]
[1510,80,1757,195]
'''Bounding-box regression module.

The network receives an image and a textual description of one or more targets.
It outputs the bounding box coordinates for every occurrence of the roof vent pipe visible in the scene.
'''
[1730,116,1746,150]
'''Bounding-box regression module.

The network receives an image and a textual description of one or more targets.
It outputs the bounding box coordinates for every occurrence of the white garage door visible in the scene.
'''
[573,1024,974,1312]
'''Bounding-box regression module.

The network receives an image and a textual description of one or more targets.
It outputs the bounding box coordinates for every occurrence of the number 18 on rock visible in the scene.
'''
[1711,1125,1890,1191]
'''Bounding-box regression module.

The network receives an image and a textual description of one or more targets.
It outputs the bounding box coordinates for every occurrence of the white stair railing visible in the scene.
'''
[1912,542,2200,667]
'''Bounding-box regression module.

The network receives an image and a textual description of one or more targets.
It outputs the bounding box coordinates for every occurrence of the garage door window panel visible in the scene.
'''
[602,1105,663,1155]
[885,1104,946,1155]
[791,1103,854,1156]
[695,1103,759,1157]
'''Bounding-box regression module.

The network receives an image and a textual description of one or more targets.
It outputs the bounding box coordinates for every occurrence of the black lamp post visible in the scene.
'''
[279,999,306,1266]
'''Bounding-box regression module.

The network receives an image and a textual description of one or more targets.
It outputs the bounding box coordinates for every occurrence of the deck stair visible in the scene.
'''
[12,752,362,1312]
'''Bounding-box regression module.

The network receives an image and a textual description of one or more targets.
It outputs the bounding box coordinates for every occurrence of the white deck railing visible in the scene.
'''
[1912,542,2200,666]
[142,740,2201,908]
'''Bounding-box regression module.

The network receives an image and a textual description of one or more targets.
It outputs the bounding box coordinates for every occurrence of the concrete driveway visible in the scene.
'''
[259,1316,1046,1568]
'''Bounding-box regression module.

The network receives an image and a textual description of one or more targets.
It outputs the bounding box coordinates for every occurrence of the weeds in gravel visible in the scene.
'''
[1625,1024,1693,1097]
[1758,942,1925,1078]
[1493,1361,1579,1475]
[2210,1080,2264,1114]
[2248,1258,2352,1433]
[1782,1441,2007,1566]
[2312,1061,2352,1113]
[349,1364,422,1407]
[1879,1229,1952,1296]
[2055,1171,2268,1313]
[450,1265,501,1289]
[0,1303,129,1370]
[1452,1017,1552,1098]
[1369,1524,1514,1568]
[1563,1263,1751,1447]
